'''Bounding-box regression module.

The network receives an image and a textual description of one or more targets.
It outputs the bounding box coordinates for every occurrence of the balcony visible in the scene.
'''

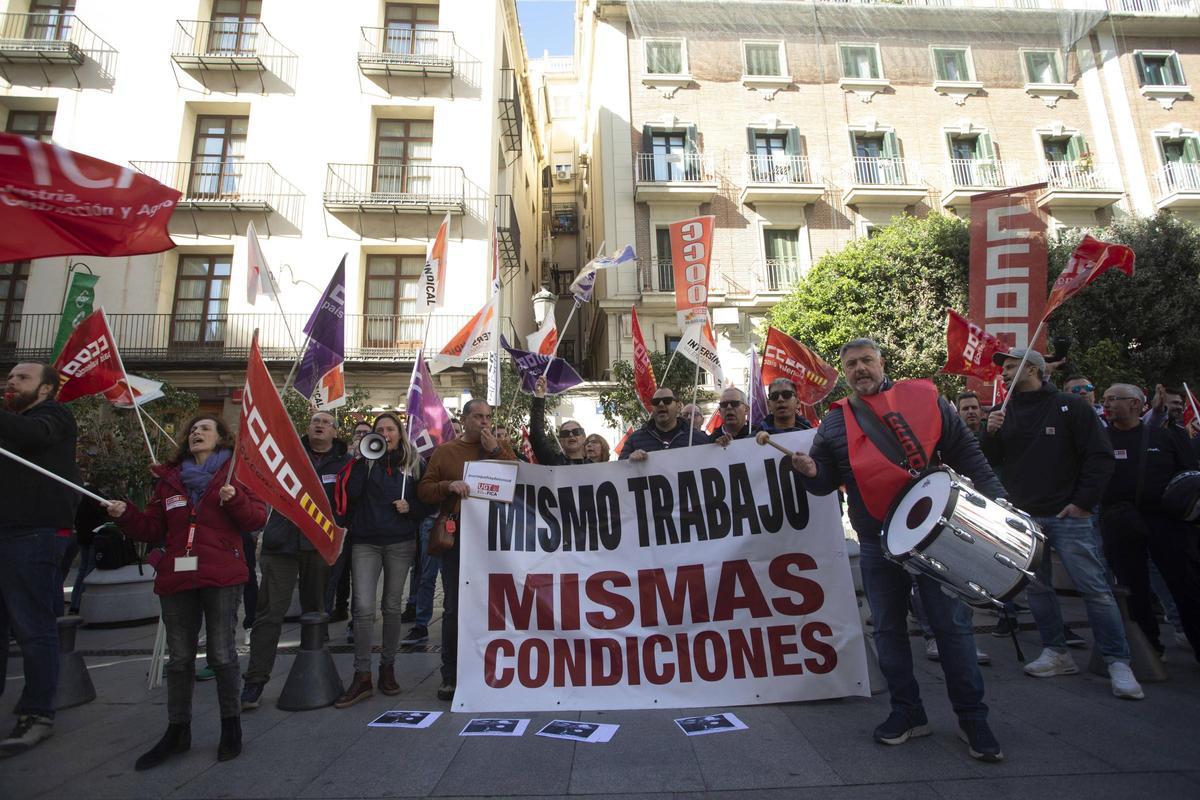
[130,160,304,236]
[1036,161,1124,210]
[170,20,297,93]
[764,258,803,293]
[637,258,675,294]
[323,163,466,215]
[843,158,927,207]
[495,194,522,281]
[551,203,578,234]
[499,68,523,155]
[1109,0,1200,14]
[634,153,718,204]
[941,158,1019,209]
[739,154,825,205]
[1154,163,1200,210]
[358,27,455,80]
[2,313,477,368]
[0,12,116,88]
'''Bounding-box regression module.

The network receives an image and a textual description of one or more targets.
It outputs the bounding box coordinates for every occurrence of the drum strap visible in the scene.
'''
[847,393,926,476]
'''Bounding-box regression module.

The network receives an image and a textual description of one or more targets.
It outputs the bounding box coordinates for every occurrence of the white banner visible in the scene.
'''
[456,432,870,712]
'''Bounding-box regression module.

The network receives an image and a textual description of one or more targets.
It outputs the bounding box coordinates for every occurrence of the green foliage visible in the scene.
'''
[1046,213,1200,389]
[765,214,971,397]
[282,384,377,441]
[598,350,716,431]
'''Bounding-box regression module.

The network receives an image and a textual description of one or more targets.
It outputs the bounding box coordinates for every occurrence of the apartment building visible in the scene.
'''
[575,0,1200,388]
[0,0,545,418]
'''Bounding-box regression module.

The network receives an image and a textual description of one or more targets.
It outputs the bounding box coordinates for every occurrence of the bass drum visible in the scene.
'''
[882,467,1045,607]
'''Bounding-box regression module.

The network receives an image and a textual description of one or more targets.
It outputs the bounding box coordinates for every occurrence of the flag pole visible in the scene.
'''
[1184,382,1200,428]
[101,308,157,464]
[0,445,112,506]
[226,329,262,488]
[688,351,701,447]
[997,318,1046,415]
[541,297,579,379]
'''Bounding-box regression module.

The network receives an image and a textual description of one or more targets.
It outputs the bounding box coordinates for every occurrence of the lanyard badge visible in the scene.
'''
[175,514,199,572]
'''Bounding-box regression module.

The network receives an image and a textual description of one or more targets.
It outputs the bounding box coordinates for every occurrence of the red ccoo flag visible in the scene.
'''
[0,133,179,261]
[1042,234,1135,322]
[630,307,657,412]
[941,309,1004,382]
[52,308,130,403]
[760,327,839,406]
[233,334,346,565]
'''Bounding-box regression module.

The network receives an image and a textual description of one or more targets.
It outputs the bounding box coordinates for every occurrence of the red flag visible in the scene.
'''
[52,308,129,403]
[799,404,821,429]
[1183,385,1198,428]
[630,307,657,412]
[519,426,538,464]
[0,133,179,261]
[941,309,1004,382]
[760,327,839,406]
[233,334,346,565]
[1042,235,1135,322]
[613,426,635,458]
[669,215,715,328]
[102,374,165,408]
[704,408,723,435]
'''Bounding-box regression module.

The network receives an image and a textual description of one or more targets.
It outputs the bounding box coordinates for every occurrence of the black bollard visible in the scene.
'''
[1087,586,1168,683]
[55,616,97,709]
[277,612,344,711]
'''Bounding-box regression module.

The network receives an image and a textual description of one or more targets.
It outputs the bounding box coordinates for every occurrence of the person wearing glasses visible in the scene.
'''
[620,387,706,461]
[1098,383,1200,663]
[680,403,706,431]
[711,387,756,445]
[1064,376,1103,418]
[760,377,813,434]
[584,433,611,463]
[529,375,589,465]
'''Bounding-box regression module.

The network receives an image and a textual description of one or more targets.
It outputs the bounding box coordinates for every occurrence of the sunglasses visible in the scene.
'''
[1069,384,1095,394]
[718,400,744,410]
[558,428,583,438]
[768,390,795,401]
[650,397,675,406]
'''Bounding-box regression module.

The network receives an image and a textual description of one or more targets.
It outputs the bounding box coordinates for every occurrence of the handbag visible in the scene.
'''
[427,512,458,556]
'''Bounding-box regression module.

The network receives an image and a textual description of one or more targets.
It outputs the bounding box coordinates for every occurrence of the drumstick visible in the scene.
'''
[755,431,798,457]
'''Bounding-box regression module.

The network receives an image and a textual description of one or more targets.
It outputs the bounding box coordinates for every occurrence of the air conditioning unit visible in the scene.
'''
[554,164,574,181]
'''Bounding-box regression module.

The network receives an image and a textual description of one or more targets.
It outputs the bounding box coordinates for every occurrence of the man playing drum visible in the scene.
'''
[791,338,1006,762]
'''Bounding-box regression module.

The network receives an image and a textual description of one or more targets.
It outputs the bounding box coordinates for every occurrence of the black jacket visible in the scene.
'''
[760,413,812,433]
[802,381,1004,537]
[619,417,707,458]
[1102,423,1198,514]
[980,381,1114,516]
[709,422,757,443]
[529,396,588,466]
[262,437,352,554]
[0,399,81,534]
[341,450,430,544]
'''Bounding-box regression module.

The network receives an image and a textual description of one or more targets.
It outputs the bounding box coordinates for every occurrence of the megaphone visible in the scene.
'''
[359,433,387,461]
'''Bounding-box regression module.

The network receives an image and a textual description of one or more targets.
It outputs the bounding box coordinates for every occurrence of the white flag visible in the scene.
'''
[526,313,559,356]
[245,222,276,305]
[677,321,725,388]
[421,212,452,311]
[429,291,499,373]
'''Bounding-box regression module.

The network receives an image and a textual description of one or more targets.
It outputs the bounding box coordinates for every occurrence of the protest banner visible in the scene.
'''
[456,432,870,712]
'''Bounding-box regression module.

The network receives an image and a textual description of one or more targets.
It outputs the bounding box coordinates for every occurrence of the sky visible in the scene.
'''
[517,0,576,57]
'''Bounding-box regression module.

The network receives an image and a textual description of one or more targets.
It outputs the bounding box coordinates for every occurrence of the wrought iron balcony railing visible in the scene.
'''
[743,154,816,185]
[323,163,466,213]
[946,158,1015,188]
[637,258,675,293]
[1155,162,1200,195]
[495,194,521,278]
[358,27,455,75]
[849,157,918,186]
[130,160,304,217]
[171,19,295,70]
[1039,160,1121,190]
[635,153,716,183]
[764,258,803,293]
[0,12,114,69]
[499,68,523,154]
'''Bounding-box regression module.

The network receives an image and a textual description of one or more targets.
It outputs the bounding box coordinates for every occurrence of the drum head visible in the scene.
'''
[885,471,954,556]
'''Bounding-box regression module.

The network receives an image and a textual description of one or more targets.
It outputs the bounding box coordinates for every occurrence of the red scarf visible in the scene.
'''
[834,379,943,520]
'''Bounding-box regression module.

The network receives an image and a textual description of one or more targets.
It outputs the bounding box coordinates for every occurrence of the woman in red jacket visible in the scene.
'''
[106,414,267,771]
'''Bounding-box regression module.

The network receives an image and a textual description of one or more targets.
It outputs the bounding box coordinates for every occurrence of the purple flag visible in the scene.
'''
[500,335,584,394]
[294,257,346,410]
[748,347,768,428]
[406,352,455,460]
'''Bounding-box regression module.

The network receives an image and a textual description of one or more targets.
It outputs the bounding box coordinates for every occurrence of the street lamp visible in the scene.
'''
[532,285,556,325]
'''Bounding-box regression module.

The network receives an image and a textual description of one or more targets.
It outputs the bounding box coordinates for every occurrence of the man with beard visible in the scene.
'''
[0,362,82,756]
[621,388,705,460]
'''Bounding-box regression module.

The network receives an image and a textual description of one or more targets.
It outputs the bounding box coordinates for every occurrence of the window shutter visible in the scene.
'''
[882,131,899,160]
[975,133,995,161]
[641,125,652,154]
[1183,137,1200,163]
[1066,135,1085,162]
[785,127,801,156]
[746,127,758,155]
[685,125,699,155]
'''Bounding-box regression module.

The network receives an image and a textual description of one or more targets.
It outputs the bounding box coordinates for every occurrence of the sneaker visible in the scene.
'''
[873,709,931,745]
[1063,625,1087,649]
[1108,662,1145,700]
[958,719,1003,762]
[0,715,53,756]
[437,682,456,702]
[240,682,264,711]
[1023,648,1079,678]
[992,615,1017,638]
[925,638,939,661]
[400,625,429,646]
[401,604,417,623]
[975,647,991,666]
[195,665,216,681]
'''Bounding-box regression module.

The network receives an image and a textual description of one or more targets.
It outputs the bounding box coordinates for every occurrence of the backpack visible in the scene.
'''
[92,524,141,570]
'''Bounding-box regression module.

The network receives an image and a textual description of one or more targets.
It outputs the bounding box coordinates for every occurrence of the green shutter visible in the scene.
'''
[1066,135,1086,161]
[785,127,801,156]
[685,125,699,154]
[882,131,899,159]
[641,124,652,154]
[746,127,758,154]
[1183,137,1200,163]
[974,133,995,161]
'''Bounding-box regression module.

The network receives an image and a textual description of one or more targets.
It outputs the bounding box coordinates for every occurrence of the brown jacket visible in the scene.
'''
[417,437,517,515]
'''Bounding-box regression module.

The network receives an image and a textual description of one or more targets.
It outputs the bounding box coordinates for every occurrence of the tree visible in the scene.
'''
[766,213,970,396]
[598,350,716,431]
[1046,213,1200,389]
[281,384,375,441]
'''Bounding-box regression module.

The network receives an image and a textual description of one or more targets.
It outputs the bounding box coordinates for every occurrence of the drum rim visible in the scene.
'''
[881,466,959,560]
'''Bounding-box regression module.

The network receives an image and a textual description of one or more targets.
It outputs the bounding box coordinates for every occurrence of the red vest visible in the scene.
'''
[834,379,943,520]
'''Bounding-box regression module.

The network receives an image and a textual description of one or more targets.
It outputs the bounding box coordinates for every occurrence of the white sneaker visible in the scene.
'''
[1023,648,1079,678]
[975,647,991,666]
[925,639,939,661]
[1107,662,1145,700]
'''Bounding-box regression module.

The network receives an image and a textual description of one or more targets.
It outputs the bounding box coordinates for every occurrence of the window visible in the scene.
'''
[664,335,681,354]
[25,0,74,42]
[1023,49,1063,85]
[932,47,973,82]
[384,2,439,56]
[747,128,805,182]
[851,130,903,184]
[189,115,247,199]
[171,255,231,346]
[644,39,686,76]
[4,110,55,142]
[1042,133,1090,184]
[208,0,260,55]
[551,268,576,295]
[0,261,30,348]
[374,118,433,195]
[639,125,700,181]
[551,94,576,119]
[946,132,998,186]
[655,227,674,291]
[363,254,424,347]
[1159,136,1200,191]
[839,44,882,80]
[763,229,800,291]
[1136,51,1185,87]
[743,42,784,78]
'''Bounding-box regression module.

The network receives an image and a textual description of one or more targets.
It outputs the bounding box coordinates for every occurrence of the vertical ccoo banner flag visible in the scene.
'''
[630,306,657,412]
[669,216,715,329]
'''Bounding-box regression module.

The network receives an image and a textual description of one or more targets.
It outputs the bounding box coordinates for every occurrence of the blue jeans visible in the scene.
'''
[416,516,441,628]
[859,532,987,722]
[1026,515,1130,663]
[0,528,62,718]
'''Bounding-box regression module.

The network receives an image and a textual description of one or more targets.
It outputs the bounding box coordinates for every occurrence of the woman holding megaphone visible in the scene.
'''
[333,412,430,707]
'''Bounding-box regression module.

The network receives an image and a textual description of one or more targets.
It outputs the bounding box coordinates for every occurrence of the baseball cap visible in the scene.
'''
[991,348,1047,369]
